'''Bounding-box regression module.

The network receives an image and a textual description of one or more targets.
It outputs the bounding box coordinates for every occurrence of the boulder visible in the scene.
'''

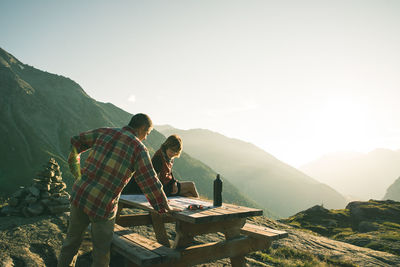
[27,202,44,215]
[358,221,379,233]
[8,197,19,207]
[28,186,40,197]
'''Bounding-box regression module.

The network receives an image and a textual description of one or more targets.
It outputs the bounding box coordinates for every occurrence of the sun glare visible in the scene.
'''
[311,98,370,152]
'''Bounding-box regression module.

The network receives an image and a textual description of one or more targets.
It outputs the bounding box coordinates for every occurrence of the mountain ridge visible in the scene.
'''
[156,125,347,218]
[300,148,400,200]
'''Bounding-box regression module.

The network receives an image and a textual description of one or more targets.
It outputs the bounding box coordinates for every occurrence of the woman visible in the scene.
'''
[152,134,199,197]
[123,134,199,197]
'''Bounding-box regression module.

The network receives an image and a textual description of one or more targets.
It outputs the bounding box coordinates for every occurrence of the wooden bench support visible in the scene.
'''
[112,225,180,267]
[154,235,270,267]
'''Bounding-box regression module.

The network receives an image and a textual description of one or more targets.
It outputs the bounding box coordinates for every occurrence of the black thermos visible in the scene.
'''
[213,174,222,206]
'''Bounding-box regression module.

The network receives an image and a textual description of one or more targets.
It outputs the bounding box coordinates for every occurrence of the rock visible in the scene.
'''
[25,195,38,204]
[41,191,51,199]
[22,207,31,217]
[5,158,69,217]
[40,198,52,206]
[55,196,70,205]
[27,202,44,215]
[346,200,400,225]
[47,204,70,214]
[1,205,20,216]
[39,175,51,183]
[12,187,26,198]
[51,193,62,198]
[52,176,63,182]
[28,186,40,197]
[50,182,66,192]
[9,197,19,207]
[37,183,51,191]
[358,221,379,233]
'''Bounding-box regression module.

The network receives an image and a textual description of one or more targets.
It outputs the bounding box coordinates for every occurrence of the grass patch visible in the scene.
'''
[250,247,358,267]
[380,231,400,241]
[382,222,400,230]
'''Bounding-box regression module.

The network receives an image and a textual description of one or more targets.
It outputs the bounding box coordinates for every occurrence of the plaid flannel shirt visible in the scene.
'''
[69,126,168,219]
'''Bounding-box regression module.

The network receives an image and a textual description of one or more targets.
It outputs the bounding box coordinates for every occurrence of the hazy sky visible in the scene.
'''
[1,0,400,167]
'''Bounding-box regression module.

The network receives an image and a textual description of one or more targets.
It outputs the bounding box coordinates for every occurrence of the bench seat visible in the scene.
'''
[112,224,180,267]
[240,223,288,241]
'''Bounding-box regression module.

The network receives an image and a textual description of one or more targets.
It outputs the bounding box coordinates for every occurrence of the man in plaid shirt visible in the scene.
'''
[58,113,176,267]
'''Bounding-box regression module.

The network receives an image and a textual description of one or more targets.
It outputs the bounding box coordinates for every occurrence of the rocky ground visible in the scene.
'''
[1,208,400,267]
[281,200,400,257]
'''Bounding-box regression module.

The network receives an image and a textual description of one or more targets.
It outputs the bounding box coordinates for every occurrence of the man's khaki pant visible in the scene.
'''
[58,205,115,267]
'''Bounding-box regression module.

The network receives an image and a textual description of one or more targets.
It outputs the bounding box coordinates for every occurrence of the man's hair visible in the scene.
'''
[128,113,153,129]
[161,135,183,153]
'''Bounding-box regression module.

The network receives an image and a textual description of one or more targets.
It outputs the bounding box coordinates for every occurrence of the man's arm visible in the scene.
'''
[68,147,81,180]
[134,148,171,213]
[68,128,101,180]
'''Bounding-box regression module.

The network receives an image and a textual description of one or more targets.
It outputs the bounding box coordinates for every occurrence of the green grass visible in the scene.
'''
[249,247,358,267]
[380,231,400,241]
[382,222,400,229]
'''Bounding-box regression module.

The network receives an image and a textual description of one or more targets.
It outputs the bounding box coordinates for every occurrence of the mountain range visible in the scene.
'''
[157,125,347,217]
[0,47,257,210]
[300,149,400,200]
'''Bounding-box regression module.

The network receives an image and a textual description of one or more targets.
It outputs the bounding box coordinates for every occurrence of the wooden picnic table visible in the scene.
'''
[113,194,287,267]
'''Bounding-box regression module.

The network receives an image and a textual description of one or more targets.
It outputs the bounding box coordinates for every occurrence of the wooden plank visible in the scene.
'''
[113,225,180,266]
[172,206,261,224]
[119,194,263,224]
[116,213,176,227]
[241,223,288,241]
[112,232,162,266]
[173,221,195,249]
[174,236,270,267]
[151,213,171,247]
[116,202,124,222]
[116,213,152,226]
[176,218,246,237]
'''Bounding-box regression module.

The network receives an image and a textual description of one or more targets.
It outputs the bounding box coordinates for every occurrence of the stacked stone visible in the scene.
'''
[2,158,70,217]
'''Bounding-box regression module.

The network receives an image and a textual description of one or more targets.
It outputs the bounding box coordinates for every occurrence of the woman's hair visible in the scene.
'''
[161,135,183,154]
[128,113,153,129]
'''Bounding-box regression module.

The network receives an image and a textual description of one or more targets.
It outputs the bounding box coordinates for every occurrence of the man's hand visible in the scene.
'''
[166,203,182,213]
[68,148,81,180]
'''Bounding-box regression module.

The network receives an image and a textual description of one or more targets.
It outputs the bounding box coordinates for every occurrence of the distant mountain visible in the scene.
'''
[0,47,258,209]
[156,126,347,218]
[384,176,400,201]
[300,149,400,200]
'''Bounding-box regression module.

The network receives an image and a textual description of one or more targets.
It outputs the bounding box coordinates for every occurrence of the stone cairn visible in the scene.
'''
[1,158,70,216]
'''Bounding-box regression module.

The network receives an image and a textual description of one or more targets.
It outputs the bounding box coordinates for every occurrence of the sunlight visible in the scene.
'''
[311,97,370,152]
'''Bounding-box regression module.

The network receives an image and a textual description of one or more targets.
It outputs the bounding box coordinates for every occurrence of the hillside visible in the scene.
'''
[281,199,400,256]
[0,47,257,209]
[385,176,400,201]
[156,126,347,218]
[300,149,400,200]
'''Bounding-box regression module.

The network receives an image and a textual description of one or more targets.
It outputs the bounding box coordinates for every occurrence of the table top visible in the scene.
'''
[119,194,263,224]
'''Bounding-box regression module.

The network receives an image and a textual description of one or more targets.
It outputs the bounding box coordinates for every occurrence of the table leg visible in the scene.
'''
[224,218,247,267]
[173,221,195,249]
[150,213,171,247]
[115,203,124,224]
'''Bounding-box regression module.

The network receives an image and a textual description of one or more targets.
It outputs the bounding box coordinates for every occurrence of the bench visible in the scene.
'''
[112,224,180,267]
[240,223,288,242]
